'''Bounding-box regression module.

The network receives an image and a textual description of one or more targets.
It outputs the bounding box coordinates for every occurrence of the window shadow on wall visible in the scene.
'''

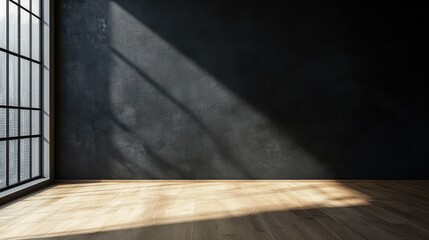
[108,0,428,179]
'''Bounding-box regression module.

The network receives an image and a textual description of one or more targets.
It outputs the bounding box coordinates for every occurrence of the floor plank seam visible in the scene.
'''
[317,208,366,240]
[256,212,276,240]
[314,216,364,240]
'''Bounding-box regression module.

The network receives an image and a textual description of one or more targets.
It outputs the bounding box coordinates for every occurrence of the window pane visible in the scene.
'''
[21,109,30,136]
[21,0,30,10]
[20,138,30,180]
[9,55,18,106]
[0,0,6,49]
[9,139,18,184]
[31,16,40,61]
[9,108,18,137]
[32,110,39,134]
[0,141,6,188]
[43,0,49,25]
[32,62,39,107]
[43,66,48,110]
[9,3,18,53]
[0,52,5,105]
[31,137,39,176]
[32,0,41,17]
[0,108,5,138]
[21,10,31,58]
[21,59,31,107]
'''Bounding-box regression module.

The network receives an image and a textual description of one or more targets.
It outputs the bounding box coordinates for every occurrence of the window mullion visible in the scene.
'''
[39,0,43,177]
[5,0,10,187]
[17,0,21,183]
[29,1,32,179]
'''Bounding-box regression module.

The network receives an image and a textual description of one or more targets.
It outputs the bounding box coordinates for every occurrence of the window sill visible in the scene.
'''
[0,178,52,205]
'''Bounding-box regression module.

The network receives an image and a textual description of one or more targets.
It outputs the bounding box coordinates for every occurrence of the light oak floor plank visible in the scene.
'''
[0,181,428,240]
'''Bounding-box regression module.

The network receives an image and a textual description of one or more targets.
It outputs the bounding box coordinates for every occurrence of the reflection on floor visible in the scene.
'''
[0,181,428,239]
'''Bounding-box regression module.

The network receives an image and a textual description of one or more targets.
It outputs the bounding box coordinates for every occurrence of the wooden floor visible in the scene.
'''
[0,181,428,240]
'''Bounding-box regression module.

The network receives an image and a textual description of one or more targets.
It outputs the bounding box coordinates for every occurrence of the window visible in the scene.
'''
[0,0,49,192]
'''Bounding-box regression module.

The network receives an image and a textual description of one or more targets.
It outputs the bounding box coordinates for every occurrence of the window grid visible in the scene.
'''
[0,0,43,191]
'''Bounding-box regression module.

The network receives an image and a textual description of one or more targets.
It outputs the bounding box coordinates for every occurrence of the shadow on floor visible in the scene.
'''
[40,204,429,240]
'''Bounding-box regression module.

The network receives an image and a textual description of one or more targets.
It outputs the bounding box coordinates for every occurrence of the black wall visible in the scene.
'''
[56,0,428,179]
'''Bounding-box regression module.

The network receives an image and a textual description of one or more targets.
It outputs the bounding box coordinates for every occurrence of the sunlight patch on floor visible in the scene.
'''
[0,181,371,239]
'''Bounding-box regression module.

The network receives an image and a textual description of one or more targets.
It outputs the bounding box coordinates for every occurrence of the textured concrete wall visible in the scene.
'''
[56,0,428,179]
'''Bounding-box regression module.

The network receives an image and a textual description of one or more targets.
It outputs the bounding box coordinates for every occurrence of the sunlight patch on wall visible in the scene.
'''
[106,1,331,178]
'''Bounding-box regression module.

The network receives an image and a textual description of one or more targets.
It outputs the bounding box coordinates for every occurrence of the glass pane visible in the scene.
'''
[21,59,30,107]
[21,0,30,10]
[9,3,18,53]
[21,10,31,58]
[32,110,39,134]
[9,55,18,106]
[31,16,40,61]
[20,138,30,180]
[31,62,39,107]
[9,139,18,184]
[0,141,6,188]
[0,0,6,49]
[0,108,5,138]
[32,0,41,17]
[9,108,18,137]
[21,109,30,136]
[43,0,49,24]
[0,52,5,105]
[31,137,39,176]
[43,67,48,110]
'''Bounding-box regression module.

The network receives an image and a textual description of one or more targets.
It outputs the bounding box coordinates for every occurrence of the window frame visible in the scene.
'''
[0,0,53,203]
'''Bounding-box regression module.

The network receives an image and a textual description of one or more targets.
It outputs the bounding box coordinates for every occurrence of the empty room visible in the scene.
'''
[1,0,428,239]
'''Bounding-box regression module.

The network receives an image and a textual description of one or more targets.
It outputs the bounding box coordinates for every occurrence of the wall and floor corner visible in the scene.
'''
[55,0,428,180]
